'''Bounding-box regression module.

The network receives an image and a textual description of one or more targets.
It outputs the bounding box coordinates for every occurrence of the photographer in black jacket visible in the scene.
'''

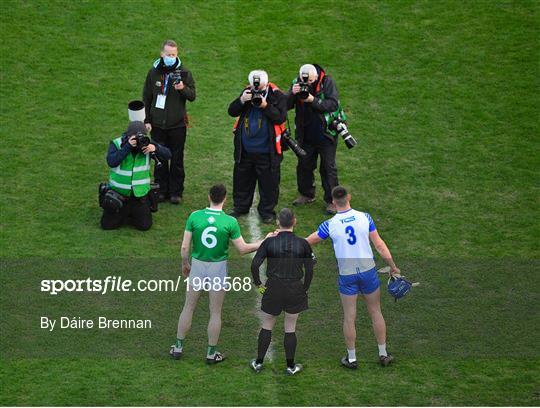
[287,64,340,214]
[101,121,171,231]
[228,70,287,224]
[142,39,196,204]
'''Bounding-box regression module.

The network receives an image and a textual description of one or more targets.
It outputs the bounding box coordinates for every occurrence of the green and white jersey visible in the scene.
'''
[185,208,242,262]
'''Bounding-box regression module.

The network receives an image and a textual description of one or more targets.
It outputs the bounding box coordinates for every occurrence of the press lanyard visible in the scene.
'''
[161,74,170,96]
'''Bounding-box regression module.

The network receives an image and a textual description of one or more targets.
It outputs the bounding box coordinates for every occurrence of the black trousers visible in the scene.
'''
[151,126,186,197]
[297,142,339,204]
[233,152,280,219]
[101,196,152,231]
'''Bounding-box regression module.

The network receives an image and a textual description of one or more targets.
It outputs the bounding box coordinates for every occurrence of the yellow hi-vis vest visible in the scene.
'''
[108,137,151,197]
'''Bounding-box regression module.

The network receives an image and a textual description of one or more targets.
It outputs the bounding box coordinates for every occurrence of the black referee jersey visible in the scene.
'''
[251,231,315,290]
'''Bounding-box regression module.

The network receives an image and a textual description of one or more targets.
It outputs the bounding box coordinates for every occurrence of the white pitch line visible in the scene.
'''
[247,192,274,362]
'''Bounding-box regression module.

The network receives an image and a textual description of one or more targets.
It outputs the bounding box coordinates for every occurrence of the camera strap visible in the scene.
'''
[244,117,249,136]
[319,90,347,138]
[243,110,264,138]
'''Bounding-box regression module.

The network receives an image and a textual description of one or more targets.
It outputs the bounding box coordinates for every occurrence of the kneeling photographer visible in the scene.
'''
[100,121,171,231]
[287,64,355,215]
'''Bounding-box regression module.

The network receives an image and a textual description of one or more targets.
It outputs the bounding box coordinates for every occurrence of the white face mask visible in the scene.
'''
[163,56,176,66]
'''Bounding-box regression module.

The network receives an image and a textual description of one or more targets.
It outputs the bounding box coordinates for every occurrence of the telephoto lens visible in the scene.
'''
[282,129,307,158]
[297,73,310,99]
[251,91,263,106]
[251,75,262,106]
[133,132,163,168]
[336,122,357,149]
[298,86,309,100]
[134,132,150,150]
[330,120,357,149]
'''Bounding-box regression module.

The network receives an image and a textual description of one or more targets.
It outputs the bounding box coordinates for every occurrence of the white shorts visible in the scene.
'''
[189,258,228,291]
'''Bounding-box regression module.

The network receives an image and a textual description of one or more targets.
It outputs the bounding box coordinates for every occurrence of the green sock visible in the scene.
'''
[207,345,216,357]
[175,338,184,349]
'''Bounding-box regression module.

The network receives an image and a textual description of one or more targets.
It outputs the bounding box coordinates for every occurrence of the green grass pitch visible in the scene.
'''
[1,0,539,405]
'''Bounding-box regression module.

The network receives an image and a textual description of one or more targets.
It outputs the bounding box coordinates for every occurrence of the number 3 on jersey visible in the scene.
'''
[345,225,357,245]
[201,226,218,248]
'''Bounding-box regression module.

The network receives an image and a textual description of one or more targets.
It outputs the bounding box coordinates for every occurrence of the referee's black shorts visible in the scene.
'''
[261,278,308,316]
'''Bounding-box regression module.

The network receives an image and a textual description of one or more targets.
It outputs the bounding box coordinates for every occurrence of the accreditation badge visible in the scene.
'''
[155,94,166,109]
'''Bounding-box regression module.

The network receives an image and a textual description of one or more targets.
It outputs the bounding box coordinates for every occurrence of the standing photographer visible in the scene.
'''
[286,64,341,215]
[227,70,287,224]
[142,39,196,204]
[101,121,171,231]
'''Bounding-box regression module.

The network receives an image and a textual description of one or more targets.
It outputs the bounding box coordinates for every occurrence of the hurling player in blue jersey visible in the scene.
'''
[307,186,400,368]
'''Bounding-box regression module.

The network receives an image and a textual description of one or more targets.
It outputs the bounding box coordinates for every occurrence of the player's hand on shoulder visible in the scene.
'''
[265,230,278,239]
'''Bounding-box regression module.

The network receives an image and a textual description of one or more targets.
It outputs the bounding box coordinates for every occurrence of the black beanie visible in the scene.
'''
[125,121,147,136]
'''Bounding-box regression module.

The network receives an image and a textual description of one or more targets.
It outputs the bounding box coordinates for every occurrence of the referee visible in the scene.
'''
[250,208,315,375]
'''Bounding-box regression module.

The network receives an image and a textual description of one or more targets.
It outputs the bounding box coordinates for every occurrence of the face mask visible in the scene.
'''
[163,56,176,66]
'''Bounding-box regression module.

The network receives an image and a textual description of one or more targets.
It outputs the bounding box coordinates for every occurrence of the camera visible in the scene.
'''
[282,129,307,158]
[134,132,151,149]
[170,70,182,85]
[297,72,310,99]
[129,132,163,168]
[328,119,357,149]
[99,183,125,211]
[251,75,264,107]
[99,182,160,213]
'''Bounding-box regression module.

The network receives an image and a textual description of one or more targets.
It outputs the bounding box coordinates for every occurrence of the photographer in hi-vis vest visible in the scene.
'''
[101,121,171,231]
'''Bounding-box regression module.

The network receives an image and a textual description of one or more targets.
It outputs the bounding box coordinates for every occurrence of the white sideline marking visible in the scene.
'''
[247,192,274,362]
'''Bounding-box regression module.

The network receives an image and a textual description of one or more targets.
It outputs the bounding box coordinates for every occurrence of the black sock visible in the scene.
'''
[257,328,272,364]
[284,332,297,368]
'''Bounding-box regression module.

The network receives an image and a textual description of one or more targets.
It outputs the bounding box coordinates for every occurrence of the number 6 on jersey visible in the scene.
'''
[201,226,218,248]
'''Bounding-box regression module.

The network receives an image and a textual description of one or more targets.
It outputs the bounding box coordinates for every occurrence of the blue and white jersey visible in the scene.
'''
[317,208,377,275]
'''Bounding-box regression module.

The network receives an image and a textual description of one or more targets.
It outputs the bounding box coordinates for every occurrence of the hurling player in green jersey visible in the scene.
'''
[170,184,273,364]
